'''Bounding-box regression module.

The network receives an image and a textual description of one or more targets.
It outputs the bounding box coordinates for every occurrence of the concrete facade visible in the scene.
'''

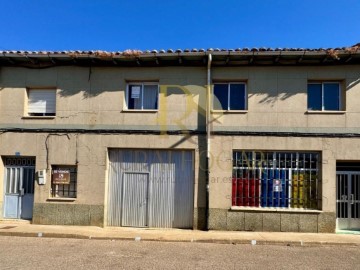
[208,135,360,232]
[0,66,207,227]
[0,51,360,232]
[206,65,360,232]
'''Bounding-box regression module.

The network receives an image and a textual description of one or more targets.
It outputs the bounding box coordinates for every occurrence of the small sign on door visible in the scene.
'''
[273,179,282,192]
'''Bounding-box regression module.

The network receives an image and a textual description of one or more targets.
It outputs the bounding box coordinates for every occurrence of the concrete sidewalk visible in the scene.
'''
[0,220,359,247]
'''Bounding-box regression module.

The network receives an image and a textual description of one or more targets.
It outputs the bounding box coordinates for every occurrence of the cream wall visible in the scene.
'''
[1,65,359,131]
[0,66,207,130]
[0,65,206,224]
[0,132,204,212]
[212,66,360,129]
[0,64,360,228]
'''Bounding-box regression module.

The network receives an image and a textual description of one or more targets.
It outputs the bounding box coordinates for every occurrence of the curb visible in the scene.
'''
[1,232,359,247]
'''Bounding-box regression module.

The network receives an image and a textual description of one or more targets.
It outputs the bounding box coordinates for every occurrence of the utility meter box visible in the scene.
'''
[37,170,46,185]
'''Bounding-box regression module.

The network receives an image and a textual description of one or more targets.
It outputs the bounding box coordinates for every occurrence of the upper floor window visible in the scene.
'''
[27,88,56,116]
[213,83,247,111]
[307,82,342,111]
[126,83,159,110]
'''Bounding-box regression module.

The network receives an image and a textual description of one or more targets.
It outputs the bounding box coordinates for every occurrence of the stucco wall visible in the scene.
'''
[208,135,360,232]
[0,66,207,131]
[0,132,205,227]
[211,66,360,130]
[0,64,360,231]
[0,65,360,132]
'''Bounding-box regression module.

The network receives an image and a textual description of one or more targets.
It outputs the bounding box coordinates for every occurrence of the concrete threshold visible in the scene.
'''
[336,229,360,235]
[0,219,31,224]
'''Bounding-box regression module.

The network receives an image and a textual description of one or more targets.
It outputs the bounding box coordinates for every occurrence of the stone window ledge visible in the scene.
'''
[47,197,76,202]
[230,206,322,214]
[122,109,158,113]
[306,110,346,114]
[212,110,248,114]
[22,116,56,119]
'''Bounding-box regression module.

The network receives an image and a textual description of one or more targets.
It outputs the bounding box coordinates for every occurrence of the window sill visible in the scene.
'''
[47,197,76,202]
[212,110,248,114]
[122,109,158,113]
[22,116,56,119]
[306,110,346,115]
[230,206,322,213]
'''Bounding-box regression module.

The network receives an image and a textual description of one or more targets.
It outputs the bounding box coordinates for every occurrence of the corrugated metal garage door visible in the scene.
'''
[122,172,149,227]
[107,149,194,228]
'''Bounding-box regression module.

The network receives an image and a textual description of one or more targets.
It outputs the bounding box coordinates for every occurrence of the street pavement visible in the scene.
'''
[0,236,359,270]
[0,220,360,247]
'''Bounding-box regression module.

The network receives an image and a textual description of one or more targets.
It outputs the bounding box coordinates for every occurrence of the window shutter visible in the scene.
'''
[28,89,56,114]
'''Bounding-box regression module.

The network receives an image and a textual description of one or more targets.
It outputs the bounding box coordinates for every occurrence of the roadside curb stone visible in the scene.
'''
[1,230,359,247]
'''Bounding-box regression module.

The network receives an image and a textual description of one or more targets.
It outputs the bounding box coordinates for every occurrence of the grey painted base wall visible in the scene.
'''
[32,203,104,227]
[193,207,206,230]
[33,204,204,229]
[209,209,336,233]
[32,205,335,232]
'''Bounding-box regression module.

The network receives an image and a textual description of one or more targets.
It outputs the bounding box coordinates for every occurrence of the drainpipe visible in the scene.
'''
[205,53,212,230]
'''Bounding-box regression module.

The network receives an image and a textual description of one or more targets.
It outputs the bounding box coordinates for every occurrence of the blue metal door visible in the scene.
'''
[4,167,21,218]
[337,172,360,230]
[20,167,35,219]
[3,166,35,219]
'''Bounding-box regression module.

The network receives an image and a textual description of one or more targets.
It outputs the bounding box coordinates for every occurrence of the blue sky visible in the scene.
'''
[1,0,359,51]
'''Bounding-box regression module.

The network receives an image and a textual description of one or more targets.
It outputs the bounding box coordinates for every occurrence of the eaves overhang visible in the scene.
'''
[1,45,359,68]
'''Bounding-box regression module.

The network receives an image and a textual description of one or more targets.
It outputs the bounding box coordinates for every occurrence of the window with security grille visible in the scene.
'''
[51,165,77,198]
[232,151,321,209]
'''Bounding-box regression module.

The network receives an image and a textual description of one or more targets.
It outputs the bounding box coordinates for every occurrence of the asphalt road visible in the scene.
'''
[0,236,359,270]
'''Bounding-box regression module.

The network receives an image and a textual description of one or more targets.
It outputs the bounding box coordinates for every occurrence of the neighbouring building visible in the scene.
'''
[0,45,359,233]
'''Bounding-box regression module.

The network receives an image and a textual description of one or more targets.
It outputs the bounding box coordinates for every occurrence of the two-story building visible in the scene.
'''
[0,45,359,233]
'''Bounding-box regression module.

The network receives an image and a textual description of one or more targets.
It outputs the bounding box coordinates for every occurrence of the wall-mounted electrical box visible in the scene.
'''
[37,170,46,185]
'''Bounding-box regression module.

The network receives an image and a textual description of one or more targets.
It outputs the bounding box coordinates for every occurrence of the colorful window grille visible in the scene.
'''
[232,151,321,209]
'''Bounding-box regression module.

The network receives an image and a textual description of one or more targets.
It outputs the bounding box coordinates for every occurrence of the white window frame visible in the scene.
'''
[27,88,57,116]
[307,82,342,111]
[125,82,159,111]
[212,82,247,111]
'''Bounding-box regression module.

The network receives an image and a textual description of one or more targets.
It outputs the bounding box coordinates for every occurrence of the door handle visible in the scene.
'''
[20,189,25,196]
[350,194,355,205]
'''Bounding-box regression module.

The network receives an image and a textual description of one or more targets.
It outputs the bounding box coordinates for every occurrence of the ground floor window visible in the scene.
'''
[232,151,321,209]
[51,165,77,198]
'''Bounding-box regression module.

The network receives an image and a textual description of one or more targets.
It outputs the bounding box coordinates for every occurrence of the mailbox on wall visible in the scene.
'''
[37,170,46,185]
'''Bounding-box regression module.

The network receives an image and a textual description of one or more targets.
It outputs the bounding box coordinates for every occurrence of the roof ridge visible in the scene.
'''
[1,44,359,55]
